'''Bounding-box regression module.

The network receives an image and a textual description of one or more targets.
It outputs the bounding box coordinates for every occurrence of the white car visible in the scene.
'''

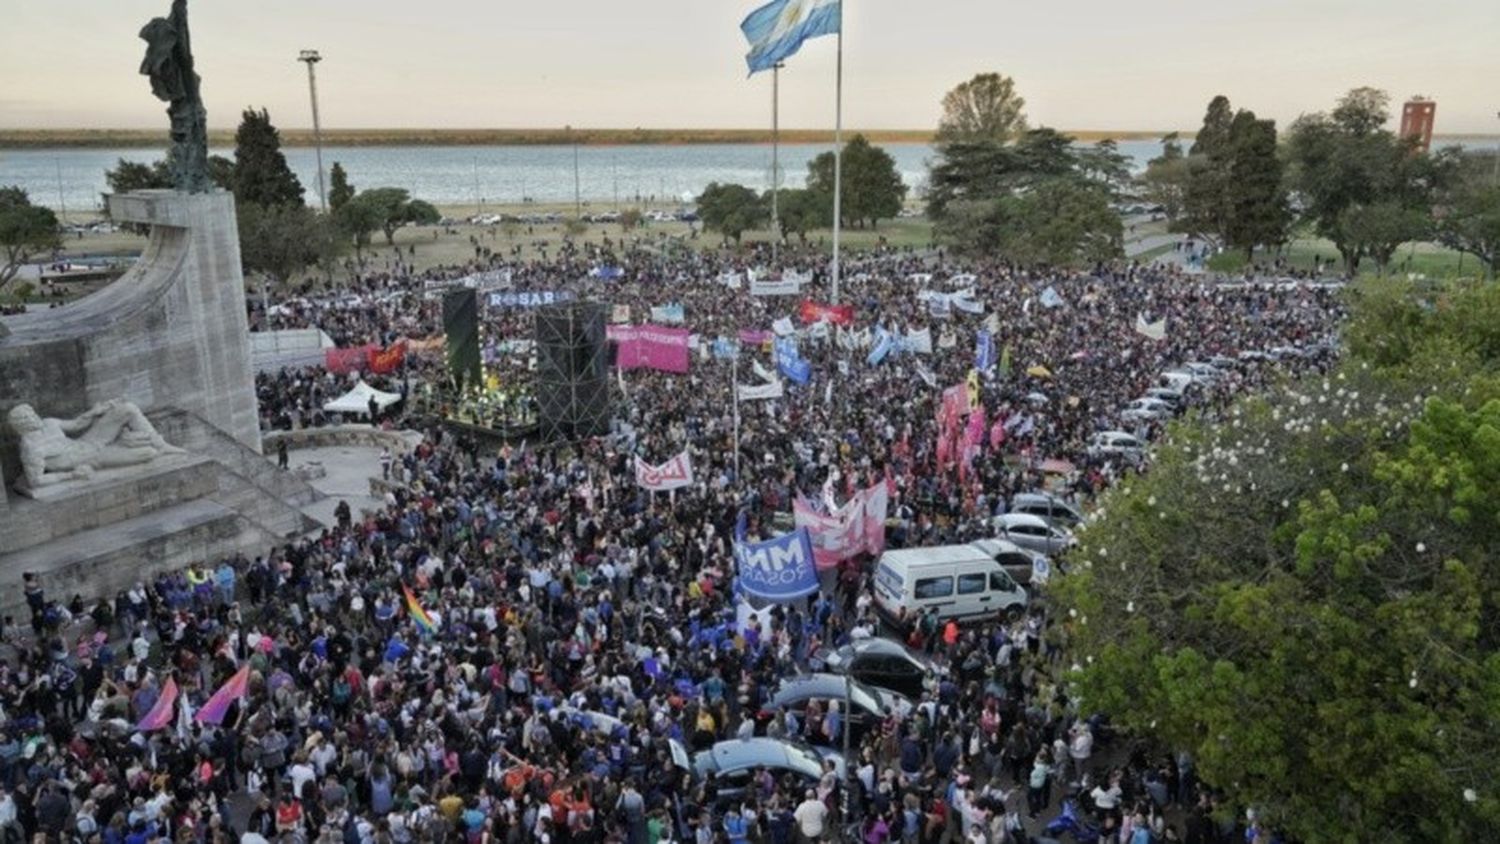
[1121,397,1173,422]
[1088,430,1147,461]
[1142,387,1185,410]
[992,513,1076,557]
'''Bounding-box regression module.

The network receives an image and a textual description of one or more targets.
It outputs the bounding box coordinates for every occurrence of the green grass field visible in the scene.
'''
[1207,236,1483,280]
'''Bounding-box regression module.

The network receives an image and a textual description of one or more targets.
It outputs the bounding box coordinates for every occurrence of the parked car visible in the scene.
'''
[1007,492,1085,529]
[769,674,911,745]
[873,544,1030,629]
[993,513,1075,557]
[1120,397,1173,423]
[1087,430,1146,461]
[672,738,845,806]
[1142,387,1185,410]
[808,638,941,699]
[969,538,1046,585]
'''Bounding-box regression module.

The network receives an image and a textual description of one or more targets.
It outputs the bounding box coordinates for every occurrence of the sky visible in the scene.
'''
[3,0,1497,135]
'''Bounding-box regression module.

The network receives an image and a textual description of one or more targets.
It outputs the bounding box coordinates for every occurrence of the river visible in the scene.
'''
[2,138,1495,214]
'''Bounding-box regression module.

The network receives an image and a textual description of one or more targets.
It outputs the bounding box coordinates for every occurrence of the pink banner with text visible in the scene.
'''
[607,324,691,374]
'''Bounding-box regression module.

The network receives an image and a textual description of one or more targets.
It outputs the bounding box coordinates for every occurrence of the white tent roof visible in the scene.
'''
[323,380,402,416]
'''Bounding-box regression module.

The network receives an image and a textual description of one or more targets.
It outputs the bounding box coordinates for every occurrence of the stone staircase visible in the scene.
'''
[0,409,324,618]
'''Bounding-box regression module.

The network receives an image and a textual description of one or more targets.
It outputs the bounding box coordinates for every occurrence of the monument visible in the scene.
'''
[0,0,320,618]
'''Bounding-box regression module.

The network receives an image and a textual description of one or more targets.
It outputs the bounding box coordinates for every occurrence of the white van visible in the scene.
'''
[873,544,1028,629]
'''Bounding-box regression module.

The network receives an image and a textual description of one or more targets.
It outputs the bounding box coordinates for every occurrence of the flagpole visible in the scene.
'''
[733,354,742,480]
[771,62,782,265]
[830,2,844,304]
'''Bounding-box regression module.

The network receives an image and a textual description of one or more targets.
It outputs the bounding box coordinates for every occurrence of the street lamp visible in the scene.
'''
[298,49,327,211]
[567,125,581,219]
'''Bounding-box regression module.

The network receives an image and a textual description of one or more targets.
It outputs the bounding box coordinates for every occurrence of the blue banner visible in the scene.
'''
[975,329,995,371]
[713,337,740,360]
[487,290,575,309]
[736,527,820,603]
[775,337,811,385]
[867,327,897,366]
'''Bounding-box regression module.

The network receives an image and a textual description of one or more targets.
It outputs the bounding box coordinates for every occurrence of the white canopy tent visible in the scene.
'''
[322,380,402,418]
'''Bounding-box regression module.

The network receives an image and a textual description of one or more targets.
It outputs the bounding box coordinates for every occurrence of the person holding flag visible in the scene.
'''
[403,583,438,636]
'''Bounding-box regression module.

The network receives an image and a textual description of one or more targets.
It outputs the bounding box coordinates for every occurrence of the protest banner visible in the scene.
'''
[649,303,685,324]
[607,325,691,374]
[634,452,694,491]
[488,290,575,309]
[799,301,854,326]
[736,527,819,602]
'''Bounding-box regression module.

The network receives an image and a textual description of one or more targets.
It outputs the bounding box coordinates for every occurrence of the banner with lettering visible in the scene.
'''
[736,527,819,602]
[738,329,772,347]
[649,303,685,324]
[750,277,804,296]
[793,480,890,569]
[488,290,575,309]
[634,451,694,491]
[325,344,376,375]
[774,337,811,386]
[799,300,854,326]
[607,325,691,374]
[736,380,785,401]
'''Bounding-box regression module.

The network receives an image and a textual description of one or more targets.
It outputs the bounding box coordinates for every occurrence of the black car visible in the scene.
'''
[809,637,940,700]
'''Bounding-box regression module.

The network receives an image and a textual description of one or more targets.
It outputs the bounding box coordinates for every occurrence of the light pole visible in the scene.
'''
[567,125,581,219]
[1493,112,1499,186]
[298,50,327,212]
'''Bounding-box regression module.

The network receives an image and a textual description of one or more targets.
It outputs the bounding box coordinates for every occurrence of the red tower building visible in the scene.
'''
[1400,98,1436,153]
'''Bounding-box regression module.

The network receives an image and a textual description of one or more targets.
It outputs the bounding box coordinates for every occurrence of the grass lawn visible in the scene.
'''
[35,203,933,299]
[1208,236,1484,280]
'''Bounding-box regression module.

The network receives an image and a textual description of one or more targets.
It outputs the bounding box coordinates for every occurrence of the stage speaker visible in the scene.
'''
[443,289,482,392]
[534,301,612,440]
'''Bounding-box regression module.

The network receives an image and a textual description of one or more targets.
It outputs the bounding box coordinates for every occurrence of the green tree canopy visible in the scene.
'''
[806,134,907,229]
[328,162,355,211]
[0,187,60,293]
[769,188,830,245]
[1222,110,1290,259]
[935,72,1028,147]
[338,187,438,246]
[1055,280,1500,839]
[1437,178,1500,279]
[1139,134,1192,223]
[230,107,305,209]
[696,182,767,245]
[238,202,336,287]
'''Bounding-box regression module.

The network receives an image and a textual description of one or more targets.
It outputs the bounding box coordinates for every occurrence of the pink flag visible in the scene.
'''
[137,677,179,732]
[195,665,251,725]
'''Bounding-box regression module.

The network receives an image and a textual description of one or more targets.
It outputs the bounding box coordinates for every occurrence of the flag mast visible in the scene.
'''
[830,0,844,304]
[771,62,783,264]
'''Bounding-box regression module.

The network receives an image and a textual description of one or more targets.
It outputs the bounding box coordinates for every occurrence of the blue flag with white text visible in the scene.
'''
[741,0,842,75]
[975,330,995,371]
[736,526,819,603]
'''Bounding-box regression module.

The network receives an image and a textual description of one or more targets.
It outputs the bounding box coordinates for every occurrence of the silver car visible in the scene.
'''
[993,513,1075,557]
[675,738,845,805]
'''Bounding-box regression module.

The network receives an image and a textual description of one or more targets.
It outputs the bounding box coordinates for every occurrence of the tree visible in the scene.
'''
[230,107,305,209]
[1285,88,1448,274]
[340,187,436,246]
[0,187,60,293]
[926,128,1085,219]
[1179,95,1236,246]
[336,193,383,257]
[1054,280,1500,839]
[328,162,354,211]
[696,183,767,245]
[105,159,171,194]
[1438,182,1500,279]
[1139,134,1192,223]
[238,202,336,288]
[993,178,1122,265]
[1335,201,1430,275]
[769,188,829,245]
[806,134,907,228]
[935,72,1027,146]
[1222,111,1290,260]
[1075,139,1132,199]
[619,209,643,232]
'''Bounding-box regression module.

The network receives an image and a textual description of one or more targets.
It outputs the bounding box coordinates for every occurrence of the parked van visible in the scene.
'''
[873,544,1028,630]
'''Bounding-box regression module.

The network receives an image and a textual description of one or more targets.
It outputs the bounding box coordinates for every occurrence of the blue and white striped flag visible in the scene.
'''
[741,0,841,75]
[975,330,995,371]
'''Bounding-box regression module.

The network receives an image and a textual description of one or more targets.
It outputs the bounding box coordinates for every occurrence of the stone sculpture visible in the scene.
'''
[138,0,211,192]
[8,400,185,491]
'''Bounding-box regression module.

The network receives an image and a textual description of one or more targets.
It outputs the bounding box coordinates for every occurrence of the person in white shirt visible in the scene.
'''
[793,789,828,841]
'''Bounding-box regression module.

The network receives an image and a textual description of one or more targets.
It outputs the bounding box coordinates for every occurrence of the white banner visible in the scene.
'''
[750,278,805,296]
[1134,313,1167,341]
[634,452,694,491]
[718,271,744,289]
[736,380,785,401]
[905,328,933,355]
[772,317,796,336]
[751,359,777,384]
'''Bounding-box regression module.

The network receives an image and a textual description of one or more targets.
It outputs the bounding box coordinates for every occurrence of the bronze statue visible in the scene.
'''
[138,0,211,192]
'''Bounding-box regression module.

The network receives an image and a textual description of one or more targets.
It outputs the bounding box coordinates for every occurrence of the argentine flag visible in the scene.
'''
[741,0,841,75]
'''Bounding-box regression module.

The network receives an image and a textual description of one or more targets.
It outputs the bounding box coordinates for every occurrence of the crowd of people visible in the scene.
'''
[2,240,1341,844]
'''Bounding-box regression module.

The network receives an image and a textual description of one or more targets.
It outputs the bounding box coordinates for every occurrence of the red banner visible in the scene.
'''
[367,340,407,375]
[799,300,854,326]
[325,344,376,375]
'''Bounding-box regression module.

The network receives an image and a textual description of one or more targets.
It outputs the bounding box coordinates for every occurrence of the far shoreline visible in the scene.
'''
[0,127,1187,149]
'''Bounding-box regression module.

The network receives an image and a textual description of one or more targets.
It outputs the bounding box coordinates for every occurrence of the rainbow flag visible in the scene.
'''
[403,584,436,635]
[136,677,179,732]
[194,665,251,726]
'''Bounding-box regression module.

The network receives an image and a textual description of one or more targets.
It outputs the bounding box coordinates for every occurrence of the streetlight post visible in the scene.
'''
[1493,112,1499,186]
[297,50,327,212]
[568,125,581,219]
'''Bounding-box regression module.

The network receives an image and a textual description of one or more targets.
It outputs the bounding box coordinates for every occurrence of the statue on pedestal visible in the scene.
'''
[8,400,185,491]
[138,0,211,193]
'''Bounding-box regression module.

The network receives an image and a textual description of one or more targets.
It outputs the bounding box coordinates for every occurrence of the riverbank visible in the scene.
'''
[0,127,1183,149]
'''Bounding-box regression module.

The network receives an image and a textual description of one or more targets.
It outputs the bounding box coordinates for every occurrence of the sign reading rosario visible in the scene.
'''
[634,451,694,491]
